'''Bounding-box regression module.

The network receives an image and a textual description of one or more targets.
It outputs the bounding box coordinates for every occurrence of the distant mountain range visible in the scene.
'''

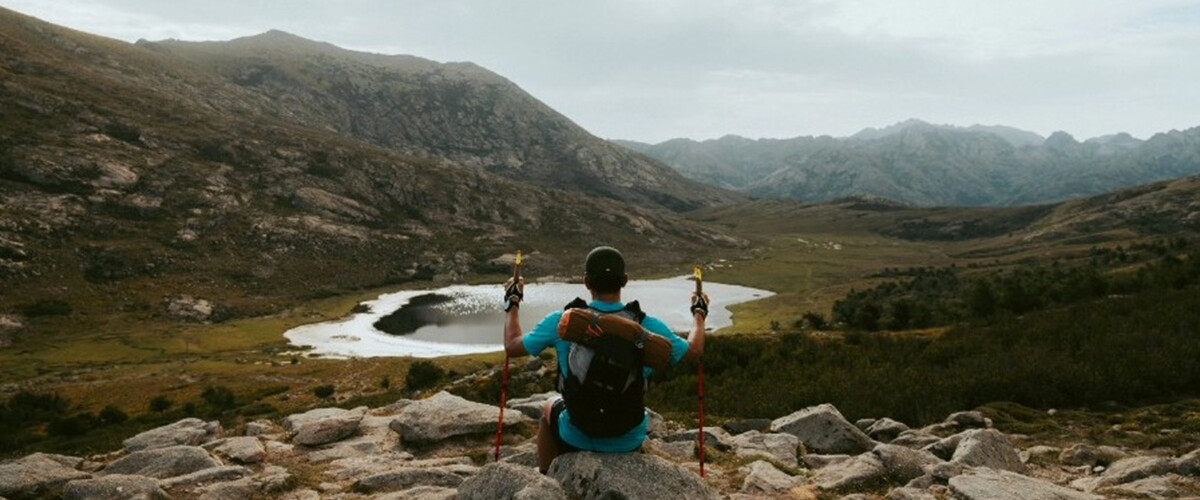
[616,119,1200,206]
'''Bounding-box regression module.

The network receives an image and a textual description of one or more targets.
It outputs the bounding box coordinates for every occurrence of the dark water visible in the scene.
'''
[372,293,454,335]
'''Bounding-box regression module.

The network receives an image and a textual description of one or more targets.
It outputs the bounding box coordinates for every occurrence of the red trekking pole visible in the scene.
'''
[494,250,522,462]
[694,265,707,478]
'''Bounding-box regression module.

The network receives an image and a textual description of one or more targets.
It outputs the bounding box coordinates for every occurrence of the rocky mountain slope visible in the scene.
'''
[0,7,742,319]
[619,120,1200,207]
[2,379,1197,500]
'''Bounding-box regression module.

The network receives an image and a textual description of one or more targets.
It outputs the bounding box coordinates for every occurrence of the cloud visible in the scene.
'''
[1,0,1197,142]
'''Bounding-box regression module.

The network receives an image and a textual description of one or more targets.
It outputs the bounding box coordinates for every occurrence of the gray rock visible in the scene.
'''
[663,427,733,451]
[1021,445,1061,463]
[1099,473,1200,499]
[950,429,1026,473]
[1058,443,1128,467]
[930,461,964,482]
[102,445,221,479]
[922,431,967,461]
[62,475,170,500]
[891,431,942,449]
[245,420,283,437]
[390,391,531,444]
[728,430,801,466]
[887,486,937,500]
[197,478,257,500]
[722,418,773,435]
[548,452,719,500]
[208,436,265,464]
[740,460,803,494]
[259,465,296,493]
[873,444,942,484]
[157,465,251,489]
[945,411,990,429]
[811,453,888,493]
[866,418,911,443]
[855,418,878,431]
[163,295,216,322]
[123,418,221,452]
[803,454,852,469]
[1071,456,1175,491]
[377,486,459,500]
[769,403,876,455]
[506,391,558,419]
[645,439,695,462]
[353,466,471,493]
[950,468,1101,500]
[0,453,91,499]
[284,406,366,446]
[1173,448,1199,476]
[457,462,567,500]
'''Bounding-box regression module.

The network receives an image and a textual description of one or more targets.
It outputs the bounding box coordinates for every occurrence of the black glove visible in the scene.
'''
[691,292,710,318]
[504,277,524,312]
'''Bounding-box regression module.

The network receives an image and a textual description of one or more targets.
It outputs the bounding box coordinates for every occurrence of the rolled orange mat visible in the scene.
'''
[557,308,673,371]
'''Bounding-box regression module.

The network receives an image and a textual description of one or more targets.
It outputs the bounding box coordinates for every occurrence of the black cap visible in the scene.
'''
[585,246,625,282]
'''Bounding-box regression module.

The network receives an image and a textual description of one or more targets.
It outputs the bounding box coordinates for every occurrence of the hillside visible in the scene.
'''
[0,7,743,320]
[620,119,1200,207]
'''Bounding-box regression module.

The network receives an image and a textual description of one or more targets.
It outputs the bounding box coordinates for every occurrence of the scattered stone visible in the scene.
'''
[506,391,558,419]
[1071,456,1175,491]
[1099,473,1200,499]
[922,432,967,461]
[663,427,733,451]
[377,485,459,500]
[950,429,1026,473]
[123,418,221,452]
[62,475,169,500]
[646,439,695,462]
[728,430,801,466]
[390,391,531,444]
[457,462,567,500]
[208,436,265,464]
[245,420,283,437]
[1021,445,1061,464]
[157,465,251,489]
[945,411,990,429]
[163,295,216,322]
[873,444,942,483]
[770,403,876,455]
[867,418,911,443]
[950,468,1101,500]
[548,452,719,500]
[740,460,803,494]
[259,465,296,493]
[1058,444,1128,467]
[1172,448,1199,476]
[803,454,852,469]
[855,418,878,431]
[886,486,937,500]
[102,445,221,479]
[197,477,258,500]
[930,461,964,482]
[0,453,91,499]
[722,418,773,436]
[811,453,888,492]
[283,406,367,446]
[890,431,942,449]
[353,465,472,493]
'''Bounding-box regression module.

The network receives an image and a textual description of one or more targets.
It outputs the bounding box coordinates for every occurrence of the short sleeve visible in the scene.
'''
[522,311,563,356]
[642,316,690,365]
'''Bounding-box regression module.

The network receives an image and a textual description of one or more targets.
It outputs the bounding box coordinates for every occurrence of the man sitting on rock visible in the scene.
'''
[502,246,709,473]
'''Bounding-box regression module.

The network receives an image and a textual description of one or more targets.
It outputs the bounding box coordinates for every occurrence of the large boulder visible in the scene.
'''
[770,403,876,455]
[1098,474,1200,499]
[873,444,942,483]
[390,391,531,444]
[0,453,91,499]
[123,418,221,452]
[548,452,718,500]
[812,444,939,493]
[950,468,1101,500]
[1070,456,1175,491]
[740,460,804,494]
[950,429,1026,473]
[62,475,170,500]
[866,418,911,443]
[207,436,266,464]
[723,418,773,435]
[102,445,221,479]
[457,462,567,500]
[729,430,801,466]
[284,406,367,446]
[506,392,558,420]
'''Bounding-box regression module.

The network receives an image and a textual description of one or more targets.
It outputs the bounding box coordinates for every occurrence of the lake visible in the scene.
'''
[283,276,773,358]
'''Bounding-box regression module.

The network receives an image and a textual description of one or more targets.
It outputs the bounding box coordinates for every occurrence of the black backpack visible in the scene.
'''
[558,298,650,438]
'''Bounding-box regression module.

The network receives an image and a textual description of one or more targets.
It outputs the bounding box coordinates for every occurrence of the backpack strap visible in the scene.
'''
[563,297,589,310]
[622,300,647,323]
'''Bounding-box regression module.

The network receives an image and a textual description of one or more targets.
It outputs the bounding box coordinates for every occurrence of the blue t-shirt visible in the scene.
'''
[522,300,690,452]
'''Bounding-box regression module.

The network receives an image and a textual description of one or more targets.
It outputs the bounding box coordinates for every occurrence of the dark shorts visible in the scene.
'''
[549,398,581,454]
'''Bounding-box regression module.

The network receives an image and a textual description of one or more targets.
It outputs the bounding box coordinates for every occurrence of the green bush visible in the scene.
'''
[149,395,173,413]
[99,405,128,425]
[313,385,335,399]
[201,386,237,411]
[406,360,445,391]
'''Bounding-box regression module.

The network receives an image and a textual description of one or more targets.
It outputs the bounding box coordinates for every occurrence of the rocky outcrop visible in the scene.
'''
[457,462,567,500]
[102,445,221,479]
[740,460,804,494]
[811,444,940,493]
[950,429,1026,473]
[866,418,911,442]
[548,452,719,500]
[123,418,221,452]
[62,475,170,500]
[1070,456,1175,491]
[950,468,1101,500]
[0,453,91,499]
[207,436,266,464]
[728,430,801,466]
[390,391,531,444]
[283,406,366,446]
[770,403,876,455]
[505,391,558,419]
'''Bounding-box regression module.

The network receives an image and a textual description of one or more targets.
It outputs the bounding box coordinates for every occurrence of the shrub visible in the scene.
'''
[312,385,335,399]
[201,386,236,411]
[380,376,391,390]
[149,395,173,413]
[20,299,72,317]
[406,360,445,391]
[48,413,97,436]
[98,405,128,425]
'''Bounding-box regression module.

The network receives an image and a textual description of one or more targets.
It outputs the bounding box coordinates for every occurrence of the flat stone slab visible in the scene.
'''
[770,403,876,455]
[457,462,567,500]
[63,475,170,500]
[390,391,531,444]
[0,453,91,499]
[102,445,221,479]
[284,406,367,446]
[950,468,1102,500]
[549,452,719,500]
[123,418,221,452]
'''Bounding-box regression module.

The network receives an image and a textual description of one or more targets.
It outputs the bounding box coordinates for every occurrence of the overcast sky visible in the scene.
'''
[3,0,1199,143]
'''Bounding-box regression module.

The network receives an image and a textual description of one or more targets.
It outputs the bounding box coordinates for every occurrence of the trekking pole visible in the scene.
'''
[494,250,522,462]
[694,265,706,478]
